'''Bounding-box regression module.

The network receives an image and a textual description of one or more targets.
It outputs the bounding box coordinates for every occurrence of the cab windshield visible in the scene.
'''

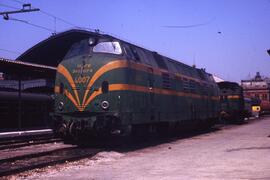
[64,39,89,60]
[63,39,122,61]
[93,41,122,55]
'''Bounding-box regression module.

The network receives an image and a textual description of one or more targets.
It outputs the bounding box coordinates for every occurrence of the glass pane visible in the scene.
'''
[64,39,89,60]
[93,41,122,55]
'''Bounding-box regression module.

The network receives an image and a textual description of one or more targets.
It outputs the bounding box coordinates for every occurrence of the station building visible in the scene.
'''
[241,72,270,102]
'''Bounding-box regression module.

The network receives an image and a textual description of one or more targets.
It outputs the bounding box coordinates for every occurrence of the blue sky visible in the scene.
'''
[0,0,270,82]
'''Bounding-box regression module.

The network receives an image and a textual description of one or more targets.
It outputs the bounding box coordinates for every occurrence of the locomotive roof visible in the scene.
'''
[17,29,208,77]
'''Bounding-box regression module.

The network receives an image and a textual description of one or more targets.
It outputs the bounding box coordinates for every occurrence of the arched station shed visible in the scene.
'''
[17,29,99,67]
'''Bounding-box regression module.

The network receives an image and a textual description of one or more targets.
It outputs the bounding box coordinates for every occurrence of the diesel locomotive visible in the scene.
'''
[53,31,220,142]
[218,81,246,123]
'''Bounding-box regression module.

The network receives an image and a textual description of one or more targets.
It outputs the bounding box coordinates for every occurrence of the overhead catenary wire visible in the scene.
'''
[0,1,55,32]
[0,3,54,32]
[8,0,25,5]
[39,10,81,29]
[0,48,21,55]
[7,0,103,33]
[8,17,54,32]
[8,0,87,30]
[162,17,215,28]
[5,0,127,43]
[0,3,20,10]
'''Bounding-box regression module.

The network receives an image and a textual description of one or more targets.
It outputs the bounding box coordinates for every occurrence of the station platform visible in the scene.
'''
[0,129,53,139]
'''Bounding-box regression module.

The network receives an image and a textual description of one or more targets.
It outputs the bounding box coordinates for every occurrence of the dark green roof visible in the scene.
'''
[16,29,107,67]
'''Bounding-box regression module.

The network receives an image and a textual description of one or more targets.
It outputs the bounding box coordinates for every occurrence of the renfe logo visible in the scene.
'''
[72,63,93,74]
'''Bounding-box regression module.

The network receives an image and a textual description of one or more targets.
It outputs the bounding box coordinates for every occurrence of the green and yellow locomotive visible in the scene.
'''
[53,31,220,142]
[218,81,245,123]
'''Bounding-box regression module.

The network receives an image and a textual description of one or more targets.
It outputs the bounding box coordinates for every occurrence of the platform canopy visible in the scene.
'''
[16,29,101,67]
[0,58,56,78]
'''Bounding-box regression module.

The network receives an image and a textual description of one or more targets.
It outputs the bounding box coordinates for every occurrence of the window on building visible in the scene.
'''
[262,94,268,100]
[255,94,260,99]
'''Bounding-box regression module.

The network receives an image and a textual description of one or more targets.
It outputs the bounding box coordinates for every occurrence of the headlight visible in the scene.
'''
[101,101,109,110]
[58,101,64,111]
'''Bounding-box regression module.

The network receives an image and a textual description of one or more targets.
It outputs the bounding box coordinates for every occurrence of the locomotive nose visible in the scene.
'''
[55,54,108,112]
[55,58,92,112]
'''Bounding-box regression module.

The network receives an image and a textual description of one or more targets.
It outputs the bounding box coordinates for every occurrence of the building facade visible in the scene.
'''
[241,72,270,102]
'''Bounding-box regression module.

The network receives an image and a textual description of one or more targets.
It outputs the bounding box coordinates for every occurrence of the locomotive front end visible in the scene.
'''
[53,36,128,141]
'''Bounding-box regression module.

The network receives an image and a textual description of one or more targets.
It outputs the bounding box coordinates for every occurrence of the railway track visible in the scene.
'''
[0,144,101,177]
[0,129,57,150]
[0,116,265,178]
[0,136,62,150]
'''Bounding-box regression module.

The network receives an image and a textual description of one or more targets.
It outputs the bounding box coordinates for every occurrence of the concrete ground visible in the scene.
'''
[19,116,270,180]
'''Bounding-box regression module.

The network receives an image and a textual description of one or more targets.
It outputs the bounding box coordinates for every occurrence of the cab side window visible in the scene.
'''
[64,39,89,60]
[122,43,136,61]
[130,47,141,62]
[153,52,168,70]
[136,48,159,67]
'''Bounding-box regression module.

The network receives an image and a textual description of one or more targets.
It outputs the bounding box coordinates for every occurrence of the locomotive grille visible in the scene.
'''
[162,73,171,89]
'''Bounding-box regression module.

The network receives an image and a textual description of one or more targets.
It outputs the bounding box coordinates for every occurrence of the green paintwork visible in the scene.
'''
[218,81,245,121]
[53,36,220,139]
